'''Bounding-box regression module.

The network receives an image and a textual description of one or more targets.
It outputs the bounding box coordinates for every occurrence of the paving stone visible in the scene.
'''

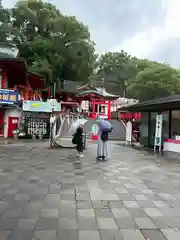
[111,208,131,218]
[137,200,155,208]
[161,228,180,240]
[0,217,17,230]
[17,218,38,230]
[124,183,136,189]
[2,209,22,218]
[44,194,61,208]
[114,188,129,194]
[92,200,109,209]
[108,201,124,209]
[59,200,76,210]
[58,218,78,230]
[97,218,118,229]
[133,194,148,201]
[118,194,135,201]
[0,231,12,240]
[34,230,57,240]
[78,209,95,218]
[159,207,180,216]
[8,230,33,240]
[57,230,78,240]
[151,216,172,228]
[94,208,113,218]
[127,208,148,218]
[134,217,157,229]
[123,201,140,208]
[144,208,164,217]
[41,209,58,218]
[36,218,58,230]
[141,229,168,240]
[121,229,145,240]
[79,230,100,240]
[78,216,98,230]
[14,194,30,201]
[153,201,170,208]
[99,230,124,240]
[167,217,180,228]
[116,217,137,229]
[77,200,92,209]
[59,207,76,217]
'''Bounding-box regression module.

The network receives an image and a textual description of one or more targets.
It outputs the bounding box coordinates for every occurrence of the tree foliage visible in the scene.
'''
[95,51,180,101]
[127,64,180,101]
[94,51,135,96]
[1,0,95,87]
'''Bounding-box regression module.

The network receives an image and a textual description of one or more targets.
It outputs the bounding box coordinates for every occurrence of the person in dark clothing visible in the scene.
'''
[72,125,84,157]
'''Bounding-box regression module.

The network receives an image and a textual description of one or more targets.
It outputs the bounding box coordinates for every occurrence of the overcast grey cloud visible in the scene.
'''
[2,0,180,67]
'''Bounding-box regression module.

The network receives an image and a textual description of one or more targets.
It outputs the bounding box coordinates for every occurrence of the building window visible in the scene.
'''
[171,110,180,138]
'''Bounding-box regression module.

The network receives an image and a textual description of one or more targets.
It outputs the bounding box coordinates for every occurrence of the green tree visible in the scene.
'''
[11,0,95,87]
[127,64,180,101]
[0,1,23,44]
[95,51,136,95]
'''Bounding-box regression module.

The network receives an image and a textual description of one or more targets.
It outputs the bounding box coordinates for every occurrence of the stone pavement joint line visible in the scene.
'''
[0,141,180,239]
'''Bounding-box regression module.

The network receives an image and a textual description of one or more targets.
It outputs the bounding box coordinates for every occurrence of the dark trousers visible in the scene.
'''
[76,142,83,153]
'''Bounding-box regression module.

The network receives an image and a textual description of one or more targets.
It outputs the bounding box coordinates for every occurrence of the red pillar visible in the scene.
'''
[108,101,111,120]
[47,88,51,98]
[92,100,96,120]
[1,72,6,88]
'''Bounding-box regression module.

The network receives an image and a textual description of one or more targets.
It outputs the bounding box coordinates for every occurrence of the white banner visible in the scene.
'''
[126,121,132,143]
[154,114,163,151]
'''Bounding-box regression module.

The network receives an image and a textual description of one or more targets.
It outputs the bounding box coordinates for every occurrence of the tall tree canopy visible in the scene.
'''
[1,0,95,86]
[95,51,180,101]
[94,51,135,96]
[127,63,180,101]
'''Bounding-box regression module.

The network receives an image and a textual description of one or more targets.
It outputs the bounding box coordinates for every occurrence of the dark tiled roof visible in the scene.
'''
[121,94,180,111]
[132,94,180,107]
[56,80,85,93]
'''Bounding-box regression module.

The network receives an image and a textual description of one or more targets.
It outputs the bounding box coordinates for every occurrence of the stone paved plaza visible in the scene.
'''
[0,141,180,239]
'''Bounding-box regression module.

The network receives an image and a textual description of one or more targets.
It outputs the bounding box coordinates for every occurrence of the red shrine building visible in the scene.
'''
[76,84,119,119]
[0,44,49,138]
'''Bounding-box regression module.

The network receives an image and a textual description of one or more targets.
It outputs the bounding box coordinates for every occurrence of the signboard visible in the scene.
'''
[126,121,132,145]
[0,89,19,104]
[23,101,51,112]
[154,114,163,152]
[23,100,61,112]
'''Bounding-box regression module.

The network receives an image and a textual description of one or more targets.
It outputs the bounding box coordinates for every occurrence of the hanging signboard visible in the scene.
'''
[0,89,19,104]
[154,114,163,152]
[23,101,52,112]
[23,100,61,112]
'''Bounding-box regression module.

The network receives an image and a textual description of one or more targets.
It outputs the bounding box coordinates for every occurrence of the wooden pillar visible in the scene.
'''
[148,112,151,148]
[107,101,111,120]
[92,100,96,120]
[2,72,6,88]
[168,110,172,139]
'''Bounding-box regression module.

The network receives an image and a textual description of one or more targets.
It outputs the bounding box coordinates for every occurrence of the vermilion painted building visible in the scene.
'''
[0,44,48,138]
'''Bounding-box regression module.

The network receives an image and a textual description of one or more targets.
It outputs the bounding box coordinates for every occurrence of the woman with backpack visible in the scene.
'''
[72,125,84,158]
[96,119,112,160]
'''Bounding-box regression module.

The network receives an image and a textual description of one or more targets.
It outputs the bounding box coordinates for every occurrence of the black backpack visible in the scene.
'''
[72,134,77,144]
[101,132,108,141]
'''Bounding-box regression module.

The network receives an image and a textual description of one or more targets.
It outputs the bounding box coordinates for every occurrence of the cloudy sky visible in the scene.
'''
[2,0,180,67]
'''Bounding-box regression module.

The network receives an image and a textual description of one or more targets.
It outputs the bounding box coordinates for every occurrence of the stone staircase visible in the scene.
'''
[84,118,126,141]
[54,117,126,142]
